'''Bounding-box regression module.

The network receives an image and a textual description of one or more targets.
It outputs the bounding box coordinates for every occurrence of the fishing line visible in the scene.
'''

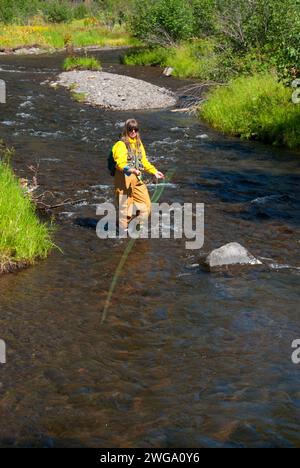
[101,168,176,324]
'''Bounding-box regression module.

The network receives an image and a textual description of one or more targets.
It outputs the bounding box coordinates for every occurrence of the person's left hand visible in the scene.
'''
[155,171,165,179]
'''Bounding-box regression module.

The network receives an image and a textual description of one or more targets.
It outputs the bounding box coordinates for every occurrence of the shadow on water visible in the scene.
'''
[75,217,99,230]
[191,168,300,224]
[0,49,300,448]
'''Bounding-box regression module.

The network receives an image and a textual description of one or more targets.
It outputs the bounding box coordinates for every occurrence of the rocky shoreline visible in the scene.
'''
[50,70,177,111]
[0,44,131,56]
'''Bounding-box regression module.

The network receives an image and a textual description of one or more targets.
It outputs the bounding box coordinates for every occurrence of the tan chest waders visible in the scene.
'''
[114,142,151,230]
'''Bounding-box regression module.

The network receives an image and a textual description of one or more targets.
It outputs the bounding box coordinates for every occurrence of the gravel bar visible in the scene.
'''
[53,70,177,110]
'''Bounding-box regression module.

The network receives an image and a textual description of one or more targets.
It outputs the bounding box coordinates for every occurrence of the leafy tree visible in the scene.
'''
[130,0,194,45]
[0,0,40,23]
[213,0,300,79]
[43,1,73,24]
[191,0,218,36]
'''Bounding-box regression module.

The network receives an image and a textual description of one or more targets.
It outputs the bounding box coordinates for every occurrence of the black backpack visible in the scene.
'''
[107,147,116,176]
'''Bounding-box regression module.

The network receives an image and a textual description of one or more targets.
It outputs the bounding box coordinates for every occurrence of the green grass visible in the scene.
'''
[63,55,101,71]
[123,39,220,80]
[167,40,219,79]
[70,28,139,48]
[0,20,138,50]
[0,144,54,273]
[122,47,169,66]
[200,73,300,149]
[41,29,65,48]
[71,90,87,102]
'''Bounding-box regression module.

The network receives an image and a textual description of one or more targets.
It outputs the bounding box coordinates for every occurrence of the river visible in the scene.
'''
[0,49,299,448]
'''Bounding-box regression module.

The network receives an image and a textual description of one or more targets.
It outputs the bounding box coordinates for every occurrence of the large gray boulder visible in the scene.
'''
[205,242,262,270]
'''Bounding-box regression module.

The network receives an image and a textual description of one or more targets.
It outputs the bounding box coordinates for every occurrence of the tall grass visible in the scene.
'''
[200,74,300,149]
[166,40,219,79]
[63,56,101,71]
[0,147,54,273]
[0,20,138,49]
[123,39,220,80]
[122,47,169,66]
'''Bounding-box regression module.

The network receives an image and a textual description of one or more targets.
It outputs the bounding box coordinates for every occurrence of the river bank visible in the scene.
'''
[123,44,300,150]
[200,73,300,150]
[0,142,54,275]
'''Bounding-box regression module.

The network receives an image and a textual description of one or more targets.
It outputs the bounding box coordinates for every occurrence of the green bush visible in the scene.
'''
[130,0,194,44]
[73,4,89,20]
[192,0,217,36]
[167,39,219,79]
[43,1,73,24]
[126,0,300,82]
[0,0,41,24]
[0,0,14,23]
[231,49,273,76]
[123,39,222,80]
[97,0,134,27]
[264,0,300,81]
[200,73,300,148]
[63,55,102,71]
[214,0,300,80]
[122,47,169,66]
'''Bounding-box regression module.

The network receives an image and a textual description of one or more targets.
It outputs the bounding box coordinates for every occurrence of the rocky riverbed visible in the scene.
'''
[50,70,177,111]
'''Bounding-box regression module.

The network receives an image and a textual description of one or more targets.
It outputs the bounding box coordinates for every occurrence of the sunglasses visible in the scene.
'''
[129,127,139,133]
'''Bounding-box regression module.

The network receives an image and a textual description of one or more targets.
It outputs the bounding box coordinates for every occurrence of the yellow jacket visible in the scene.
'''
[112,137,157,176]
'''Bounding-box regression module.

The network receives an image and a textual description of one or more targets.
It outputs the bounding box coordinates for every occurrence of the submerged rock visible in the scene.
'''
[205,242,262,270]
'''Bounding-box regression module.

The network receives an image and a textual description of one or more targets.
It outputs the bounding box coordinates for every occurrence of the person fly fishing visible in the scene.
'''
[109,119,165,232]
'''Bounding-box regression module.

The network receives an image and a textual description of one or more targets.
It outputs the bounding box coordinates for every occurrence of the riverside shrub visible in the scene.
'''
[166,39,219,79]
[63,56,102,71]
[200,74,300,148]
[0,144,54,272]
[123,39,220,80]
[129,0,194,44]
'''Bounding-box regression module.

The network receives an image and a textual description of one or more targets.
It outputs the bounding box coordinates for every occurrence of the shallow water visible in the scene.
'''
[0,49,299,448]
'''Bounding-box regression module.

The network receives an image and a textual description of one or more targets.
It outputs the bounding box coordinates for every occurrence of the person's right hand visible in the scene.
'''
[155,171,165,179]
